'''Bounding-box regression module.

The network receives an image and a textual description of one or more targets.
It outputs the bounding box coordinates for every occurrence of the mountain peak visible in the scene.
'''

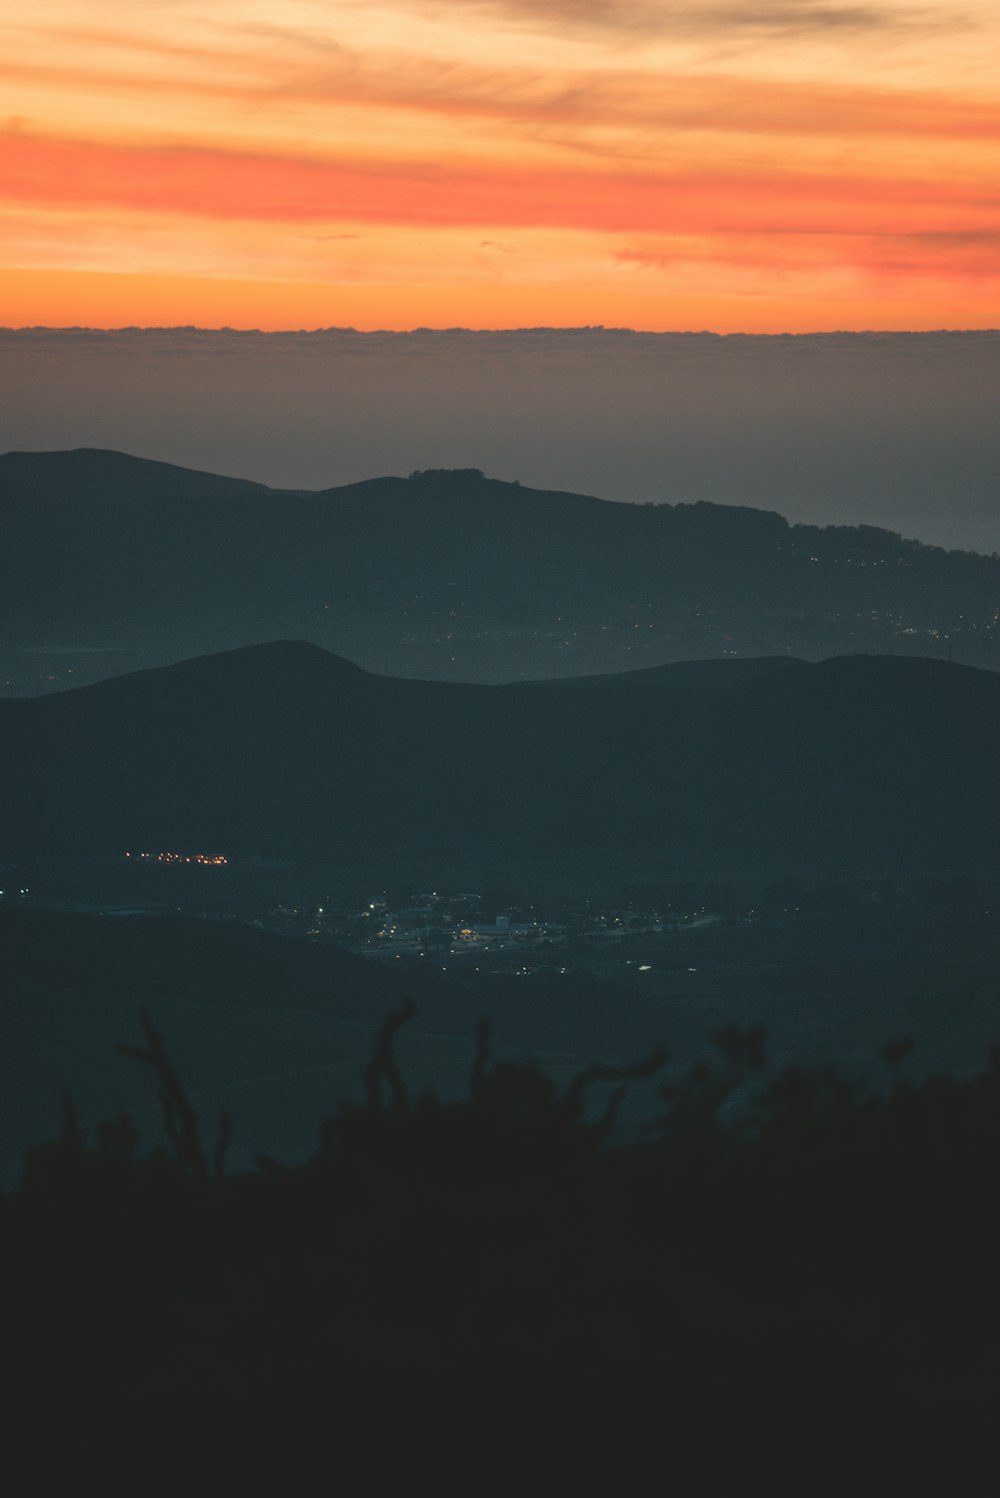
[53,640,370,708]
[408,467,486,485]
[0,447,269,499]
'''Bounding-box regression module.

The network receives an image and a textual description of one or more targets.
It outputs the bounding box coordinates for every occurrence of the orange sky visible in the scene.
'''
[2,1,999,331]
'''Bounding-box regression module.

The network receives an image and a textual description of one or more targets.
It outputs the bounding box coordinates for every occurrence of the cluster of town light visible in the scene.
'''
[124,851,228,866]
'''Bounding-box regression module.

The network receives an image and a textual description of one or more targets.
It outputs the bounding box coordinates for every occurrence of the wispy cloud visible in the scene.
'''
[6,128,995,233]
[7,35,998,147]
[408,0,956,42]
[616,225,1000,283]
[2,2,998,330]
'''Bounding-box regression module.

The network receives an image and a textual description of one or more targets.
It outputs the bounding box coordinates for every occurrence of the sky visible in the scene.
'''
[2,1,999,332]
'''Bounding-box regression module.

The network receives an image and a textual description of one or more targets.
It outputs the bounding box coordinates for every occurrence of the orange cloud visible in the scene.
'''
[3,3,1000,329]
[616,229,1000,283]
[8,41,1000,146]
[4,131,995,237]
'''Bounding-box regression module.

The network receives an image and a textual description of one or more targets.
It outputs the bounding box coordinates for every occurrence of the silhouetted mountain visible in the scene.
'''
[0,447,271,502]
[3,449,998,693]
[3,641,998,878]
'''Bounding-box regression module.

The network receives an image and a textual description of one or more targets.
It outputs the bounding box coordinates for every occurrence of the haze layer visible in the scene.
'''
[4,328,999,553]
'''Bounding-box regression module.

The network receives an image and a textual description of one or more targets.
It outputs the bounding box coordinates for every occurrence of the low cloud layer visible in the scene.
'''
[2,327,998,553]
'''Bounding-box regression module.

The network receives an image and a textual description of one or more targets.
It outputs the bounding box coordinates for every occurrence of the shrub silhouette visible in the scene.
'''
[5,1003,1000,1459]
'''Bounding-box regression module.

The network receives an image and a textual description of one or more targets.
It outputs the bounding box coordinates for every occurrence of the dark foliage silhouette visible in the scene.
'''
[5,1003,1000,1467]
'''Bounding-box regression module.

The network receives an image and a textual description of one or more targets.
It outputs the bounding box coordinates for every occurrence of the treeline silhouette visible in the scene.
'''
[5,1004,1000,1463]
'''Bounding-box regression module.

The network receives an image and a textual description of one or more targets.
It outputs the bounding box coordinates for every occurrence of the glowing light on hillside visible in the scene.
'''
[127,851,229,865]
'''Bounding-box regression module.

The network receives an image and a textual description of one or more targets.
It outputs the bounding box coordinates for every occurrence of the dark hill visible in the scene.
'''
[60,638,368,711]
[3,642,999,879]
[3,449,998,693]
[0,446,270,501]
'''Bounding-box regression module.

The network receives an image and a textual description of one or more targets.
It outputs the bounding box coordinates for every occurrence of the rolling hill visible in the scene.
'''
[3,449,998,693]
[3,640,998,880]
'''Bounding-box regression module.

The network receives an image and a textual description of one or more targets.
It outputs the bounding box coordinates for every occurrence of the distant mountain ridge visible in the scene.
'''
[3,640,998,881]
[0,446,275,501]
[2,449,998,695]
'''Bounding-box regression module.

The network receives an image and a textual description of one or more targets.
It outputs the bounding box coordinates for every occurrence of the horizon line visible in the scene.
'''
[4,324,1000,339]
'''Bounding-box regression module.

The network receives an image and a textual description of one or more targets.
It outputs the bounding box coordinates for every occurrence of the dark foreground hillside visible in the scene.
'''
[5,1002,1000,1470]
[0,903,673,1184]
[4,895,1000,1190]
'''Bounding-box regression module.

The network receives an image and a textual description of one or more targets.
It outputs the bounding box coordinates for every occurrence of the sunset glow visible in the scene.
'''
[2,2,999,331]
